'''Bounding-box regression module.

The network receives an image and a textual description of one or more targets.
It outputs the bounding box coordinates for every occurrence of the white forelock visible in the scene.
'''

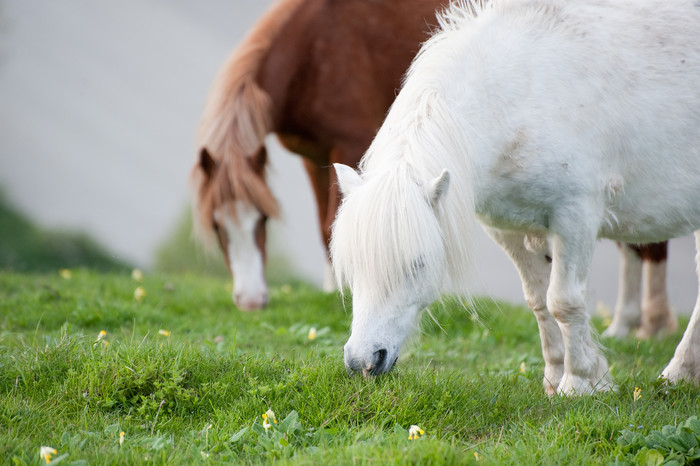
[331,12,481,304]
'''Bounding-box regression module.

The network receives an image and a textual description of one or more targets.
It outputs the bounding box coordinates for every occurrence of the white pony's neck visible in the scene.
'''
[333,6,484,301]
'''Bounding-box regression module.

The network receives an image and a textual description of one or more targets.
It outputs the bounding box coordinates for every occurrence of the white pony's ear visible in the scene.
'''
[334,163,364,197]
[429,169,450,207]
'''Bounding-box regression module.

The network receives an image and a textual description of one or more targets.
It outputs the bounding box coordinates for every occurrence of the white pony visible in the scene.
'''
[331,0,700,395]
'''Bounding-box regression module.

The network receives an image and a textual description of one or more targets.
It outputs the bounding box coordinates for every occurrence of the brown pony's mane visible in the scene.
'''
[192,0,303,241]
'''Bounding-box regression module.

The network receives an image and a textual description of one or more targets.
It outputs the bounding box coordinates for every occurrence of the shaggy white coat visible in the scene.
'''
[332,0,700,393]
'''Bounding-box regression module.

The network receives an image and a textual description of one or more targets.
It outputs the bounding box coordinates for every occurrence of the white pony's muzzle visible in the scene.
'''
[344,340,399,376]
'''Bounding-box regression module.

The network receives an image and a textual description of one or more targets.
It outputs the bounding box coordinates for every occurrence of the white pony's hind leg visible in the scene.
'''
[547,222,613,395]
[484,228,564,395]
[661,231,700,383]
[603,243,642,338]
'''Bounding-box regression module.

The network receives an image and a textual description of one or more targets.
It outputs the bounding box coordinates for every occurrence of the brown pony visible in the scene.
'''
[191,0,450,310]
[605,242,676,339]
[191,0,675,337]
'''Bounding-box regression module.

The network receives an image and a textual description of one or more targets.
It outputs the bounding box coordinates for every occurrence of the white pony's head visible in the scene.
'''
[331,163,451,376]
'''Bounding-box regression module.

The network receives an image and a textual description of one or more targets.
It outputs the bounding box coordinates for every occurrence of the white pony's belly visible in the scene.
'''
[598,197,700,243]
[474,171,700,244]
[474,185,554,233]
[597,215,698,243]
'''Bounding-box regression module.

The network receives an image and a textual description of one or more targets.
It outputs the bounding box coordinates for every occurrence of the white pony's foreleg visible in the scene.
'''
[484,228,564,395]
[547,225,613,395]
[661,230,700,383]
[603,243,642,338]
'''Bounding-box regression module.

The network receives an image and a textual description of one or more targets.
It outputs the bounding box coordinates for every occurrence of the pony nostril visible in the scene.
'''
[373,349,388,372]
[234,293,268,311]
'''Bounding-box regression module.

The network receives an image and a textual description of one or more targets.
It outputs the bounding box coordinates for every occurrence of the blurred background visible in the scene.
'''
[0,0,697,314]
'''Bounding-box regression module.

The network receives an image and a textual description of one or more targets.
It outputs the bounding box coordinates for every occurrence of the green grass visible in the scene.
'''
[1,270,699,465]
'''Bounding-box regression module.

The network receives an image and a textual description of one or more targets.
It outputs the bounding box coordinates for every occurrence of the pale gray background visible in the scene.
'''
[0,1,696,314]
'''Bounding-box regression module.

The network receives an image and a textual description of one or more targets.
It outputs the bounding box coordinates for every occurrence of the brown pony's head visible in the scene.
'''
[191,146,279,310]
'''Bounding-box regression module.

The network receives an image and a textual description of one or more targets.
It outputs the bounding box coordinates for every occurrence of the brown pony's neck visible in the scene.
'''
[257,0,448,144]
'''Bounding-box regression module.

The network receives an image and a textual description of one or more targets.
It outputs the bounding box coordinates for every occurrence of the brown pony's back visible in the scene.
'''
[261,0,446,153]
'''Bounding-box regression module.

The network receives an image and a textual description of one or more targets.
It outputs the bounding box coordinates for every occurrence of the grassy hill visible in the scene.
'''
[0,194,130,273]
[1,269,698,464]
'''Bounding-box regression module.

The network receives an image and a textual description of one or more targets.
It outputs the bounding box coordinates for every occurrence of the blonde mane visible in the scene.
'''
[192,0,305,241]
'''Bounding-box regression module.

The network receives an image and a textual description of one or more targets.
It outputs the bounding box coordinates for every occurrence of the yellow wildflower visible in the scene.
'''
[119,431,125,446]
[95,330,109,347]
[308,327,317,340]
[264,409,277,424]
[474,452,480,461]
[158,329,170,337]
[408,425,425,440]
[40,446,57,464]
[262,409,277,432]
[633,387,642,402]
[133,286,146,302]
[520,361,526,374]
[131,268,143,282]
[58,269,72,279]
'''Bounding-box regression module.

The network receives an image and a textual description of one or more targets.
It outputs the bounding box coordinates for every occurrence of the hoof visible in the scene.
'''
[543,364,564,396]
[556,372,615,396]
[660,360,699,385]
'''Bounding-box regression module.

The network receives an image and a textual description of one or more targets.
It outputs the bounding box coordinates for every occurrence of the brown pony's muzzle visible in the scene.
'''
[234,291,268,311]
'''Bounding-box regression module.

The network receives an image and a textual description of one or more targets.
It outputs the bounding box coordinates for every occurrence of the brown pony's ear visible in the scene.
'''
[199,148,217,179]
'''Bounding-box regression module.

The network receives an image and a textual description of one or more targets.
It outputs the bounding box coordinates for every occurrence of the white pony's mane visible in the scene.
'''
[331,2,487,304]
[436,0,489,32]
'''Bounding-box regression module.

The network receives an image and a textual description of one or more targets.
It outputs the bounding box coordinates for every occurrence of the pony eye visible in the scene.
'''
[411,257,425,271]
[212,221,220,233]
[407,257,426,279]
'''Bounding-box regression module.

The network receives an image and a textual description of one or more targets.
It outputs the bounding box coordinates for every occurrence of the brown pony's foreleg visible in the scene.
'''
[604,242,676,339]
[637,241,677,338]
[301,158,331,244]
[301,144,366,292]
[301,157,336,291]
